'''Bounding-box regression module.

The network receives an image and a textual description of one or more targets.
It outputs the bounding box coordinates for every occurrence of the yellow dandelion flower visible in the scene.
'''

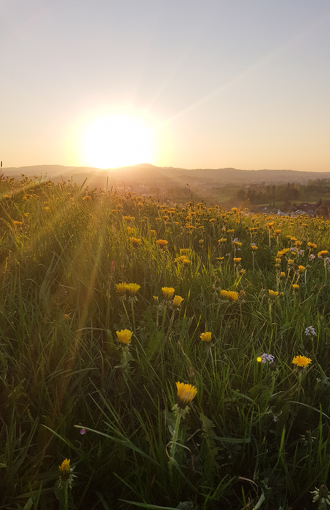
[59,458,70,473]
[292,355,312,368]
[126,283,141,296]
[298,265,306,273]
[318,250,328,258]
[233,258,241,264]
[200,332,212,342]
[268,290,279,298]
[116,329,133,345]
[307,242,317,249]
[292,284,299,290]
[162,287,175,299]
[156,239,168,248]
[82,195,91,201]
[116,283,128,295]
[257,356,262,363]
[130,237,141,247]
[251,245,258,251]
[173,295,184,307]
[280,272,286,278]
[220,290,239,302]
[176,382,197,406]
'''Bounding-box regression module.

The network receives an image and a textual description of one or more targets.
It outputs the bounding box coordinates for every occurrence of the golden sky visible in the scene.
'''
[1,0,330,172]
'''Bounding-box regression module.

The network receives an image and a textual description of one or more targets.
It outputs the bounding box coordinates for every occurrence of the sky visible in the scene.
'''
[1,0,330,172]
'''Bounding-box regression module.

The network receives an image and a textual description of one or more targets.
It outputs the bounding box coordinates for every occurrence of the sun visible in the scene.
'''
[81,114,154,169]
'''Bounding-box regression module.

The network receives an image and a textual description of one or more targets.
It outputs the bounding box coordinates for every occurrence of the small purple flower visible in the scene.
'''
[305,326,316,337]
[260,353,275,364]
[309,254,315,261]
[324,257,330,270]
[299,250,305,256]
[80,428,86,435]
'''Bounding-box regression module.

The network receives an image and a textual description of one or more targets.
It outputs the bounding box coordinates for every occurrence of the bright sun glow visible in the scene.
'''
[82,115,154,168]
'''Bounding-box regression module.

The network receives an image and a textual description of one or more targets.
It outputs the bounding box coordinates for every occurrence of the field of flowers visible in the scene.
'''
[1,175,330,510]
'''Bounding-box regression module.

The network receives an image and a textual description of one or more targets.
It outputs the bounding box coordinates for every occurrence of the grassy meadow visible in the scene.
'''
[1,175,330,510]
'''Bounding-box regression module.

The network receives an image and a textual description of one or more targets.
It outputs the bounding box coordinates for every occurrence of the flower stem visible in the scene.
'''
[169,411,182,473]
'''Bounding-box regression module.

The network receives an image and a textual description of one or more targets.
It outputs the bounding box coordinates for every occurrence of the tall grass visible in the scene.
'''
[1,176,330,509]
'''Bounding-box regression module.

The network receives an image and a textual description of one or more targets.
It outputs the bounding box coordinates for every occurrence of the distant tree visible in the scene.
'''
[237,188,246,200]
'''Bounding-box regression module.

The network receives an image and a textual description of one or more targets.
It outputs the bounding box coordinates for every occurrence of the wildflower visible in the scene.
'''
[156,239,168,248]
[116,329,132,345]
[292,284,299,290]
[174,255,188,263]
[200,332,212,342]
[130,237,141,247]
[13,220,23,226]
[176,382,197,406]
[116,283,128,295]
[307,242,317,249]
[218,238,227,244]
[305,326,316,337]
[292,355,312,368]
[126,283,141,296]
[80,429,86,435]
[173,295,184,307]
[127,226,134,234]
[162,287,175,299]
[82,195,91,201]
[280,272,286,278]
[233,241,242,247]
[64,314,70,320]
[233,258,241,264]
[298,265,306,273]
[251,245,258,251]
[288,259,295,266]
[318,250,329,258]
[268,290,278,298]
[150,230,156,236]
[220,290,239,302]
[257,353,275,364]
[59,458,71,474]
[311,485,330,505]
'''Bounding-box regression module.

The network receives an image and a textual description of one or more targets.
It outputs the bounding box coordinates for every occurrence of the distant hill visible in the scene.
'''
[2,164,330,189]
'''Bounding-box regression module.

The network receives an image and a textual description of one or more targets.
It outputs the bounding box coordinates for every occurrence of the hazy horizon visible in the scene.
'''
[1,1,330,172]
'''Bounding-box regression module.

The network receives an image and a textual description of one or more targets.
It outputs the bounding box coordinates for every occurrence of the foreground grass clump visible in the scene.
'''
[1,175,330,509]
